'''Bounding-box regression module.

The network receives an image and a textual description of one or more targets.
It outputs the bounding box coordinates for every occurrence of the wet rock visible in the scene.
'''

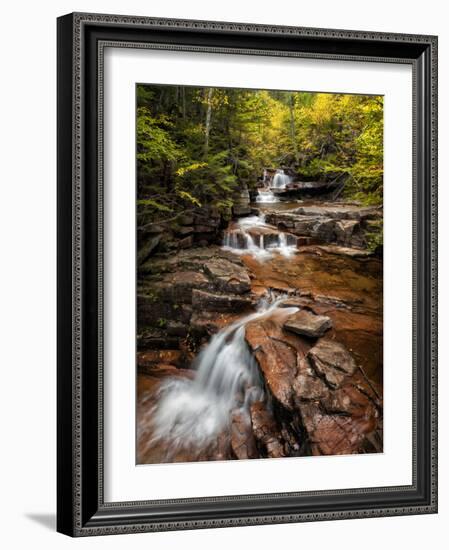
[192,289,254,312]
[293,358,329,400]
[246,226,281,247]
[290,339,381,455]
[245,317,310,410]
[264,203,382,249]
[292,204,381,221]
[307,340,357,387]
[137,350,183,370]
[203,257,251,294]
[250,402,286,458]
[231,409,259,459]
[223,229,247,249]
[284,310,332,338]
[316,245,373,258]
[296,236,313,246]
[298,400,378,456]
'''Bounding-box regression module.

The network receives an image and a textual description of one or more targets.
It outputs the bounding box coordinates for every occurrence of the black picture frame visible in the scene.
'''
[57,12,438,537]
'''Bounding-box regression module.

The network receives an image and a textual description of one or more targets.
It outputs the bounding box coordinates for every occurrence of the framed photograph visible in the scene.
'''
[57,12,438,536]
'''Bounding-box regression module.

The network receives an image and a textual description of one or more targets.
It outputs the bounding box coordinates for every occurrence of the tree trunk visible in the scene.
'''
[204,88,213,157]
[289,94,300,165]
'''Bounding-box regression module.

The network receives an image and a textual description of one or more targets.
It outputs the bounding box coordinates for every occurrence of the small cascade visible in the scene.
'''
[272,169,292,189]
[278,232,296,257]
[148,297,299,455]
[223,215,297,260]
[256,189,279,203]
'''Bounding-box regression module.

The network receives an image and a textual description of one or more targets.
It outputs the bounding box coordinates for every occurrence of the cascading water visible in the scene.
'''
[223,215,297,259]
[146,297,299,456]
[256,189,279,203]
[272,169,292,189]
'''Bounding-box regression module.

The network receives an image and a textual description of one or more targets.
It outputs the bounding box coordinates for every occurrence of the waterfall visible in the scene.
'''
[272,169,292,189]
[223,215,297,259]
[256,189,279,203]
[278,232,295,257]
[147,297,299,454]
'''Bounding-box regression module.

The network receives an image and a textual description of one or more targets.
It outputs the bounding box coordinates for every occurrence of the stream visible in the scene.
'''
[137,191,383,463]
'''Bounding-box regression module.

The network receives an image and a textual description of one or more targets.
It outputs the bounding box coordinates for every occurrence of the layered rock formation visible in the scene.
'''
[137,247,256,357]
[264,203,382,249]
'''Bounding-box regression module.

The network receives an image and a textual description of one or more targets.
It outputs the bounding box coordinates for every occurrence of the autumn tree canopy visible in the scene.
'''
[136,84,383,226]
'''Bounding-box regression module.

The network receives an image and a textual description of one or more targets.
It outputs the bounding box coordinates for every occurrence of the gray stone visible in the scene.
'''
[284,310,332,338]
[203,257,251,294]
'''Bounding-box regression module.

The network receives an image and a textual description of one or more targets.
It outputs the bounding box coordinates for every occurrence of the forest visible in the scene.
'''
[137,84,383,228]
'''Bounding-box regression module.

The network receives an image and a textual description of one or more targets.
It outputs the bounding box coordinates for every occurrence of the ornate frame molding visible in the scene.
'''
[57,12,438,536]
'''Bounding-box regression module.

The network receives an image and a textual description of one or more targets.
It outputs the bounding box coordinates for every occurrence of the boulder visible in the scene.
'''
[334,219,363,247]
[284,310,332,338]
[307,340,357,387]
[245,317,310,410]
[203,257,251,294]
[293,358,329,400]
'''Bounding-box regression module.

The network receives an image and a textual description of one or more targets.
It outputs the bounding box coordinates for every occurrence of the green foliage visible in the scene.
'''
[365,219,384,253]
[136,84,383,228]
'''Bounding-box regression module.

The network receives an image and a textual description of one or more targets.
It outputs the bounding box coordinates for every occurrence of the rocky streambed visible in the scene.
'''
[137,200,383,464]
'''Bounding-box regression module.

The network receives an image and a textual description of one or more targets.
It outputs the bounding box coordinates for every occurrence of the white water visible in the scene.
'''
[223,215,297,259]
[148,297,299,454]
[256,189,279,203]
[272,169,293,189]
